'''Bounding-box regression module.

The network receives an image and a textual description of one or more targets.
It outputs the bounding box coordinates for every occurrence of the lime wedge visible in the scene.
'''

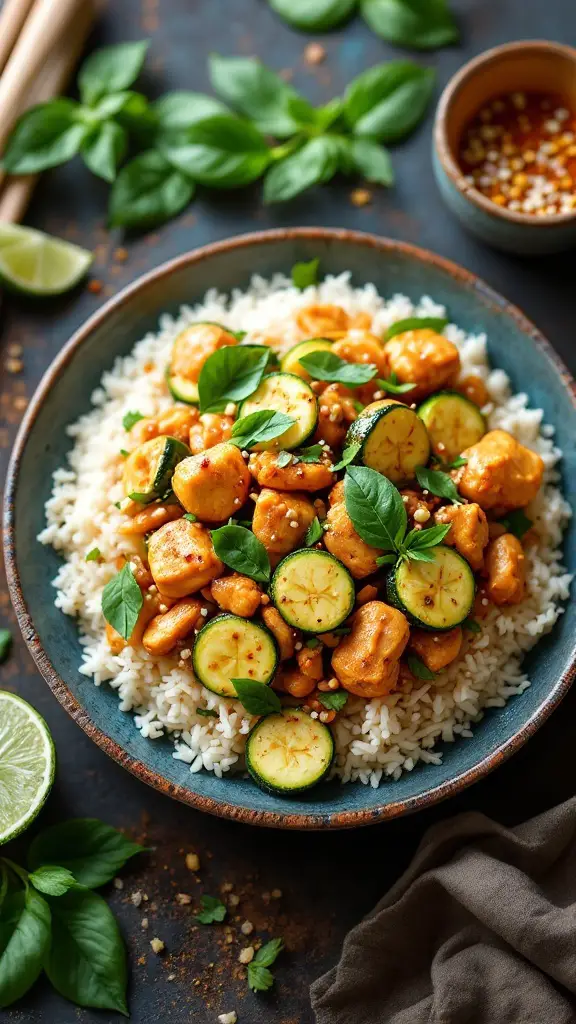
[0,691,55,844]
[0,223,93,296]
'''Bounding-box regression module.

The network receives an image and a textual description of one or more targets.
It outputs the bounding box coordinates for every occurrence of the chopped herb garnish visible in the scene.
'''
[462,617,481,633]
[247,937,284,992]
[276,450,292,468]
[415,465,461,505]
[375,376,416,395]
[384,316,448,341]
[196,707,219,718]
[291,258,319,289]
[0,628,12,664]
[498,508,533,540]
[298,350,377,387]
[305,637,320,648]
[122,410,144,431]
[85,547,101,562]
[318,690,348,712]
[183,513,197,522]
[297,443,324,463]
[407,654,436,681]
[231,678,282,716]
[332,442,361,471]
[304,517,323,547]
[119,449,129,457]
[195,895,227,924]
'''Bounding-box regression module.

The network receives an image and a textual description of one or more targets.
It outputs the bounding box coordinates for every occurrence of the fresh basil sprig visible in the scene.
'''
[231,678,282,716]
[230,409,296,450]
[415,465,461,505]
[344,62,436,143]
[384,316,449,341]
[318,690,348,711]
[305,517,324,547]
[247,937,285,992]
[198,345,270,413]
[297,444,324,463]
[375,372,416,395]
[332,442,361,471]
[269,0,356,30]
[211,525,271,582]
[267,0,459,50]
[195,894,227,924]
[101,562,143,640]
[292,258,319,289]
[298,351,377,387]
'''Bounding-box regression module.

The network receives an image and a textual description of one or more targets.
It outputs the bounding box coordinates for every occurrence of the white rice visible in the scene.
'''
[39,273,572,787]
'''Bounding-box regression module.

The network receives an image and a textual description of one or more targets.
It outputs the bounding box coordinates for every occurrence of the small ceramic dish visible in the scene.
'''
[433,40,576,254]
[4,228,576,829]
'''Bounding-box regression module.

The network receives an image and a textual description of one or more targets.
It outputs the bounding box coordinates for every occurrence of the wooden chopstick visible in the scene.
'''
[0,0,36,76]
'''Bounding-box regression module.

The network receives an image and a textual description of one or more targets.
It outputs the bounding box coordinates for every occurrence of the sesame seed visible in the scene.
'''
[224,402,237,417]
[180,648,191,659]
[289,520,299,528]
[234,498,241,505]
[295,642,303,651]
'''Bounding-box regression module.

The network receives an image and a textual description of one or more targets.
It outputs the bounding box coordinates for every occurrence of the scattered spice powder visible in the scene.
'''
[87,279,103,294]
[304,42,326,66]
[350,187,372,207]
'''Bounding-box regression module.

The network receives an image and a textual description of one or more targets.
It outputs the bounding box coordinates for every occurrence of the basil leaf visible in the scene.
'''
[254,936,284,966]
[298,351,377,387]
[2,100,87,174]
[161,115,271,188]
[292,258,319,289]
[318,690,348,711]
[276,451,292,468]
[230,410,296,449]
[404,549,436,563]
[376,553,397,566]
[297,444,324,463]
[183,512,198,522]
[29,866,77,897]
[28,819,145,888]
[195,894,227,924]
[153,91,229,134]
[403,522,451,550]
[407,654,436,680]
[44,889,127,1014]
[344,61,435,143]
[360,0,459,50]
[345,465,407,549]
[498,508,533,540]
[101,563,143,640]
[332,442,361,471]
[78,40,149,106]
[462,617,481,633]
[331,626,352,637]
[375,376,416,394]
[196,707,218,718]
[122,410,144,430]
[384,316,448,340]
[89,90,149,121]
[231,678,282,715]
[211,525,271,582]
[350,138,394,186]
[264,136,341,203]
[209,54,301,137]
[305,517,323,547]
[448,455,468,469]
[415,465,460,504]
[248,963,275,991]
[0,628,12,663]
[109,150,194,228]
[269,0,357,30]
[0,888,51,1008]
[198,345,269,413]
[305,637,320,648]
[81,121,127,183]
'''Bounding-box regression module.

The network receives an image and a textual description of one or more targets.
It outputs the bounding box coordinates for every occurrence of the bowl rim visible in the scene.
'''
[434,39,576,228]
[4,226,576,830]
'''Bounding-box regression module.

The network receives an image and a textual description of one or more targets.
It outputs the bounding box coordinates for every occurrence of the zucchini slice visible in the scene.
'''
[280,338,333,380]
[271,549,355,633]
[192,614,278,697]
[166,372,199,405]
[123,435,190,503]
[246,708,334,795]
[418,391,485,462]
[344,399,430,484]
[239,372,318,451]
[386,545,475,630]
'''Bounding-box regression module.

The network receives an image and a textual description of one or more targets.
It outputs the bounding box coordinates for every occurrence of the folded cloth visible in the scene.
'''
[311,798,576,1024]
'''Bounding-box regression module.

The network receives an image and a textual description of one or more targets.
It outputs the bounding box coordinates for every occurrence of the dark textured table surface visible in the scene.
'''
[2,2,576,1021]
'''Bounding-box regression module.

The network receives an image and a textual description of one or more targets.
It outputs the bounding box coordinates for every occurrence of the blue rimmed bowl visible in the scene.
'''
[4,227,576,829]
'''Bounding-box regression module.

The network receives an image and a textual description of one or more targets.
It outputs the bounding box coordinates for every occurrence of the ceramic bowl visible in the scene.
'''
[4,228,576,829]
[433,40,576,254]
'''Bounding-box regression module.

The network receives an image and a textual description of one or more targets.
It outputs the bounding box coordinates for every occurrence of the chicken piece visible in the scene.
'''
[434,502,489,571]
[314,383,358,449]
[332,330,388,376]
[409,627,462,673]
[249,451,335,492]
[348,312,373,331]
[148,519,224,598]
[331,601,410,698]
[210,573,262,618]
[456,374,489,408]
[261,606,298,661]
[324,501,383,579]
[119,501,183,535]
[356,584,378,606]
[328,479,345,507]
[170,323,237,382]
[383,329,460,402]
[116,553,153,589]
[295,303,349,340]
[173,443,251,523]
[458,430,544,513]
[484,533,526,605]
[274,668,317,698]
[188,413,234,455]
[296,645,324,680]
[142,598,203,655]
[129,406,199,447]
[252,488,316,564]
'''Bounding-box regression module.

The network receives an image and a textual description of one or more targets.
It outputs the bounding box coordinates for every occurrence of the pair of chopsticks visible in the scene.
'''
[0,0,97,224]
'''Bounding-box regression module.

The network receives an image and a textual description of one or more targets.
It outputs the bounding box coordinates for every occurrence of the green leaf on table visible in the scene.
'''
[332,443,361,471]
[247,936,284,991]
[101,563,143,640]
[28,818,145,889]
[298,351,377,387]
[0,628,12,663]
[344,61,435,143]
[349,138,394,185]
[29,866,77,897]
[78,40,149,106]
[384,316,448,340]
[161,115,271,188]
[318,690,348,711]
[269,0,357,30]
[305,517,324,547]
[498,508,533,540]
[109,150,194,228]
[264,136,341,203]
[198,345,270,413]
[122,410,144,431]
[407,654,436,680]
[195,894,227,924]
[360,0,459,50]
[81,121,127,183]
[89,90,151,121]
[415,465,460,504]
[209,54,301,137]
[0,888,51,1009]
[2,100,87,174]
[291,257,319,289]
[44,888,128,1015]
[230,410,296,450]
[344,465,407,549]
[231,679,282,716]
[211,525,271,583]
[153,91,229,134]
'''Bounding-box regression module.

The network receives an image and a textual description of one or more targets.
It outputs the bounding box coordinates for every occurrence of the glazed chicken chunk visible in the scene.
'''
[210,573,263,618]
[324,500,383,579]
[173,442,251,522]
[249,451,335,492]
[188,413,234,455]
[383,328,460,402]
[484,533,527,605]
[331,601,410,698]
[129,406,198,447]
[252,488,316,564]
[409,627,462,673]
[142,598,203,655]
[295,303,349,339]
[170,322,237,382]
[458,429,544,513]
[148,519,224,598]
[332,330,388,377]
[434,502,489,571]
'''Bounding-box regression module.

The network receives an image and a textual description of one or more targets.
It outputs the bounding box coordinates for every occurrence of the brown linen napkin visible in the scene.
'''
[311,798,576,1024]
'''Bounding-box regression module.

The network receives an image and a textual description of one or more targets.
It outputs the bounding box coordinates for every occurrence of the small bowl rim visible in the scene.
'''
[434,39,576,228]
[4,226,576,830]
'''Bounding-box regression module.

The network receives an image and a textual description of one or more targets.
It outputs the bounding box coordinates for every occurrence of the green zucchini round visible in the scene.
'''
[386,545,475,631]
[192,614,278,698]
[271,549,355,633]
[166,371,199,405]
[246,709,334,795]
[280,338,333,380]
[238,372,318,451]
[344,399,430,484]
[418,390,485,462]
[123,435,190,503]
